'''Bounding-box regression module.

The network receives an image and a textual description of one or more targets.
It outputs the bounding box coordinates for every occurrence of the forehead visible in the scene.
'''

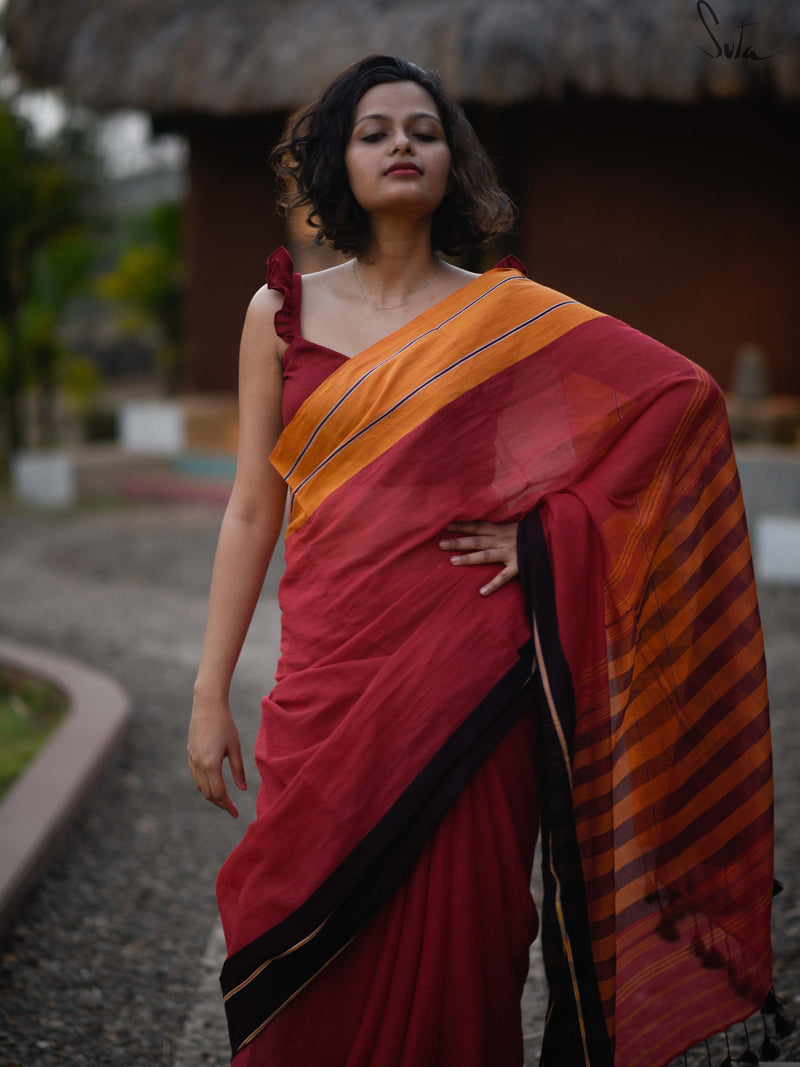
[353,81,442,123]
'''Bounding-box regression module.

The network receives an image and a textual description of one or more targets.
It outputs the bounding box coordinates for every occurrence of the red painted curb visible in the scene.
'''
[0,637,132,939]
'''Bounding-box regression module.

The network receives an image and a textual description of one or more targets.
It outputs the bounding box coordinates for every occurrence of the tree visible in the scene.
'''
[97,201,184,395]
[0,102,92,454]
[19,230,96,446]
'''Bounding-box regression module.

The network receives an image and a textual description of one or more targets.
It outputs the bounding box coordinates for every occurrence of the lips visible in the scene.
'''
[385,162,421,175]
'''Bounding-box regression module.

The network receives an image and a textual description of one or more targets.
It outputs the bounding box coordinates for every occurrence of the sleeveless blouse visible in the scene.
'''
[266,246,527,426]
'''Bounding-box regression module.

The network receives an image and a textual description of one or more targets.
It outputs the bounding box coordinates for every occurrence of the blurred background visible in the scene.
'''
[0,0,799,511]
[0,2,799,1065]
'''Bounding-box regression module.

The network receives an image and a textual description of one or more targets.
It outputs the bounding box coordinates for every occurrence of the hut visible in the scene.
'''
[4,0,800,396]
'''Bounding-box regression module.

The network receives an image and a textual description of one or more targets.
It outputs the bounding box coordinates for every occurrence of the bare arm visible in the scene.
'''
[187,285,286,817]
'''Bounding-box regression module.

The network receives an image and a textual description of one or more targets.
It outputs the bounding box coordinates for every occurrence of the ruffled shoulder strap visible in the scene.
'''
[266,245,299,344]
[495,253,527,276]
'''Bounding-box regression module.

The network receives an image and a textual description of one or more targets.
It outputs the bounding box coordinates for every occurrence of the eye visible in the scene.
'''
[414,133,438,142]
[360,132,385,143]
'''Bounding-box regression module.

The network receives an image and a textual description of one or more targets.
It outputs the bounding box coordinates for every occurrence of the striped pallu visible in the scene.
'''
[217,260,772,1065]
[519,386,772,1064]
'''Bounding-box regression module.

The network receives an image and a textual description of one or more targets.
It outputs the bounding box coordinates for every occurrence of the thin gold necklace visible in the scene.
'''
[352,257,439,311]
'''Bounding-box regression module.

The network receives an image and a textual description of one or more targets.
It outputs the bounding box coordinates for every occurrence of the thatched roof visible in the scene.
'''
[4,0,799,114]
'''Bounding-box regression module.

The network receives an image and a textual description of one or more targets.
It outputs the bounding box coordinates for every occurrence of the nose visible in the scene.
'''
[390,129,412,154]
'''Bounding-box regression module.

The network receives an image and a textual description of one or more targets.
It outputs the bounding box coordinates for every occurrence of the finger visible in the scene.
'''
[193,767,220,809]
[441,529,517,553]
[479,565,517,596]
[204,764,239,818]
[439,535,493,551]
[188,755,211,799]
[448,548,507,566]
[449,545,517,567]
[445,521,495,536]
[189,750,240,817]
[212,787,239,818]
[228,742,248,792]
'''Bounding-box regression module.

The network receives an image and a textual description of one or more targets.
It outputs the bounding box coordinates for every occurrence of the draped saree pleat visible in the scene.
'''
[216,258,772,1066]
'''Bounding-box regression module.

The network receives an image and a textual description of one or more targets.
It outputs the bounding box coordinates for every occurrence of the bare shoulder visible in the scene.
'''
[247,282,284,319]
[238,283,286,365]
[442,262,480,282]
[244,282,285,344]
[440,262,480,291]
[300,261,353,300]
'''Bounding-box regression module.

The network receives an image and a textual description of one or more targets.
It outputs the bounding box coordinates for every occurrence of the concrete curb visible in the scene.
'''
[0,636,132,939]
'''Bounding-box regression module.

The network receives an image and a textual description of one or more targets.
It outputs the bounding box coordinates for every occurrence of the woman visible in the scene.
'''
[188,56,774,1067]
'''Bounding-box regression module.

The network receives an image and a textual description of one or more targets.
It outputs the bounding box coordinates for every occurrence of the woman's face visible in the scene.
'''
[345,81,451,224]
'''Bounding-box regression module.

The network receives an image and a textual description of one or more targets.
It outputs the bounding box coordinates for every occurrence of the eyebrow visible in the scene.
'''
[352,111,443,127]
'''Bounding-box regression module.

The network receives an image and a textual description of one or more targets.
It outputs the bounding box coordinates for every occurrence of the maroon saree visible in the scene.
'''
[217,257,773,1066]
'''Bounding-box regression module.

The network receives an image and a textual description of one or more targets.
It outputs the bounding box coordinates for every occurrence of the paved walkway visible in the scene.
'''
[0,500,797,1065]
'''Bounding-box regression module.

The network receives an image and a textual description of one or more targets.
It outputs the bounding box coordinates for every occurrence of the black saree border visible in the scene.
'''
[221,641,536,1058]
[517,511,613,1067]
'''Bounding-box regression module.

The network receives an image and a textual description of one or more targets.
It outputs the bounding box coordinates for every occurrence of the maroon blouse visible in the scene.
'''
[267,247,349,427]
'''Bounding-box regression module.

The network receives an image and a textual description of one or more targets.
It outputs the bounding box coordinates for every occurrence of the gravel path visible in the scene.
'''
[0,501,797,1066]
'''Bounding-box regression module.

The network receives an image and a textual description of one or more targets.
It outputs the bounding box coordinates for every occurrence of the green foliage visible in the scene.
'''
[97,201,184,394]
[0,107,82,319]
[0,663,70,799]
[30,226,96,315]
[61,355,102,405]
[0,101,96,453]
[98,243,177,330]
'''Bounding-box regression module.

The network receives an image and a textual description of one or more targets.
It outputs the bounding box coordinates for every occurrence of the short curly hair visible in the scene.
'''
[272,55,516,258]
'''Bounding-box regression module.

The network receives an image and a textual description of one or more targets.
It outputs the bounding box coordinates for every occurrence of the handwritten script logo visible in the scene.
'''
[696,1,780,60]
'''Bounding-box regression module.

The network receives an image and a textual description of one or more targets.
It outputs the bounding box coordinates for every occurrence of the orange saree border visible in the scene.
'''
[270,265,603,534]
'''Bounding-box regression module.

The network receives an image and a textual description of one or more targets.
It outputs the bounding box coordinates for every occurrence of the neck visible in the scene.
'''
[355,220,438,308]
